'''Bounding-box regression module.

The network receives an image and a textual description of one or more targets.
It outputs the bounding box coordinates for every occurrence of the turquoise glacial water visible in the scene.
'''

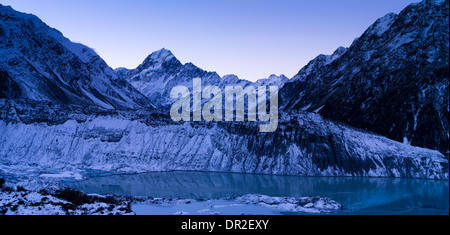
[66,171,449,215]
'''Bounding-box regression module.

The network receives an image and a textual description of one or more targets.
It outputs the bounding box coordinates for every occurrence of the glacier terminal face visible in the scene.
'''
[0,100,447,180]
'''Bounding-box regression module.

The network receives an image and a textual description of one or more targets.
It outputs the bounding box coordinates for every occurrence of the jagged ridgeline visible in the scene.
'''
[0,0,448,179]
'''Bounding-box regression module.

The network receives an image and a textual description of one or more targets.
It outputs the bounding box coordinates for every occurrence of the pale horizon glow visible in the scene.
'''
[1,0,419,81]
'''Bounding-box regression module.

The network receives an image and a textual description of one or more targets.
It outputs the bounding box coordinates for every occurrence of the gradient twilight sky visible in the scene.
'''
[1,0,419,81]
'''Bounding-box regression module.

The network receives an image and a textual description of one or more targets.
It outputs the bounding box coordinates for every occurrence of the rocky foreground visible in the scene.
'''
[0,178,134,215]
[0,178,343,215]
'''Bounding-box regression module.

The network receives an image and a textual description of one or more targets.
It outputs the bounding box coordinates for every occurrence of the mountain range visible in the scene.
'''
[116,48,288,109]
[0,0,448,179]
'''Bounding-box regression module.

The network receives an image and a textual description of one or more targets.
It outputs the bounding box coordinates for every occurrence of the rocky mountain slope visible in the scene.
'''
[0,4,152,109]
[282,0,449,153]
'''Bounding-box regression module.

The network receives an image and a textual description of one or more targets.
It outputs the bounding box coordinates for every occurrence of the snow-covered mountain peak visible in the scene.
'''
[331,46,347,58]
[266,74,289,83]
[135,48,180,72]
[221,74,241,84]
[148,48,175,63]
[366,13,398,37]
[268,74,280,80]
[254,74,289,87]
[182,62,202,72]
[290,47,346,83]
[0,4,38,22]
[328,46,348,64]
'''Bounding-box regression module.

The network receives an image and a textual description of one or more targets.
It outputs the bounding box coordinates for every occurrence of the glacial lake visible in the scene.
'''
[66,171,449,215]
